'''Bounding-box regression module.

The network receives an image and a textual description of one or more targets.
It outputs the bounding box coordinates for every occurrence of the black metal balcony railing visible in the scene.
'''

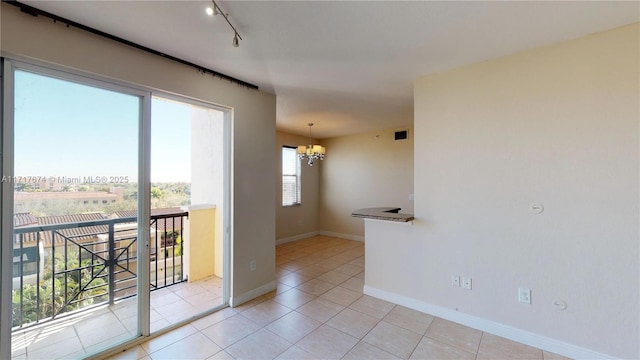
[11,211,188,329]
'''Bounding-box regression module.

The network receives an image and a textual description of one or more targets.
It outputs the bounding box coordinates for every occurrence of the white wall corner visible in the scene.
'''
[276,231,364,245]
[363,285,615,360]
[318,231,364,242]
[229,280,277,307]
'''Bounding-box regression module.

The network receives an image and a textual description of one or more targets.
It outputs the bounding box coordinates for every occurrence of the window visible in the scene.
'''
[282,146,301,206]
[12,247,39,277]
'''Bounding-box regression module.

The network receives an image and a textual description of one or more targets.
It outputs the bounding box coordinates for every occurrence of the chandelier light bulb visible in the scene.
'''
[205,7,214,16]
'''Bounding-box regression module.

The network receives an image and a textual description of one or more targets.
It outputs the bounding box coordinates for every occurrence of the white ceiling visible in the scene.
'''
[23,1,639,138]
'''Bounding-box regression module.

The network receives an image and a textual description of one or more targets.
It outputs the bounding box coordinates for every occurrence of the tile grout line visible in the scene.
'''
[338,304,386,359]
[135,237,557,360]
[72,322,87,355]
[475,331,485,360]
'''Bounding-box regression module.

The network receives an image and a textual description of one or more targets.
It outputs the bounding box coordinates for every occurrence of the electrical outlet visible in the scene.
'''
[451,275,460,287]
[519,288,531,304]
[462,277,472,290]
[250,260,256,271]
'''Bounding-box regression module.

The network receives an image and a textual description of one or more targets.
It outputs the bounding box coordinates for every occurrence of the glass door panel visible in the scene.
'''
[148,96,225,331]
[10,68,142,359]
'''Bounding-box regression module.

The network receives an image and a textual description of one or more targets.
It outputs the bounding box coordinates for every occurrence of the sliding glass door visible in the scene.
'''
[2,61,149,359]
[1,59,231,359]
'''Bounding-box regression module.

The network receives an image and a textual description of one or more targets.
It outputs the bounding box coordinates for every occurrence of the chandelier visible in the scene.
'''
[297,123,326,166]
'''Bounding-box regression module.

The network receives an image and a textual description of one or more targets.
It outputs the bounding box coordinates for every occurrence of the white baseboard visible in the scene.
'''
[276,231,320,245]
[230,281,277,307]
[364,285,613,360]
[276,231,364,245]
[319,231,364,242]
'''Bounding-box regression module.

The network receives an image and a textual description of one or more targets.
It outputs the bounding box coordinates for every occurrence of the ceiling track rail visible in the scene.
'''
[3,0,259,90]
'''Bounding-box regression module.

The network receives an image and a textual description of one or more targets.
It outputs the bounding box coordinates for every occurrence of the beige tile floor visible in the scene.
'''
[108,236,571,360]
[11,276,223,359]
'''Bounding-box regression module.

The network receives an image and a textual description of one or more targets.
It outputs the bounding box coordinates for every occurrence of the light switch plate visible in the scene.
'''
[462,277,472,290]
[519,288,531,304]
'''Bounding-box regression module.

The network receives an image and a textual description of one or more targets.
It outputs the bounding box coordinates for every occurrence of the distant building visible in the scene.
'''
[110,207,185,236]
[13,212,108,288]
[12,208,187,288]
[110,207,186,258]
[14,212,38,228]
[14,187,124,212]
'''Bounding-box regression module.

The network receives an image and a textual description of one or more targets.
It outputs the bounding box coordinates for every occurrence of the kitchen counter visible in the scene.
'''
[351,207,414,222]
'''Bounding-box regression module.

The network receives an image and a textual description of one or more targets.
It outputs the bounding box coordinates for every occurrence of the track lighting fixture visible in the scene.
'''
[207,0,243,48]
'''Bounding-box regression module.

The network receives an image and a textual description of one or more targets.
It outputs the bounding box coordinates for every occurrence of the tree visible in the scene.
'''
[174,235,183,257]
[150,187,164,200]
[12,250,107,327]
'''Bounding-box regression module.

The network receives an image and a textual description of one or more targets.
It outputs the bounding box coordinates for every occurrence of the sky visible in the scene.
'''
[13,69,219,183]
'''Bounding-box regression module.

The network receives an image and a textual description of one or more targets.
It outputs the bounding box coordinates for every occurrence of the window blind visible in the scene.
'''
[282,146,301,206]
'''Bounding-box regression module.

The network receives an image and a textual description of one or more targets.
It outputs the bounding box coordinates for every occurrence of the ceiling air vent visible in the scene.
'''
[394,129,408,141]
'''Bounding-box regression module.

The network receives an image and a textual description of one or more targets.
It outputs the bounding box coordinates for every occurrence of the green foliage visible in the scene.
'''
[12,250,108,327]
[150,187,164,200]
[150,182,190,209]
[16,183,32,192]
[174,235,183,257]
[16,182,191,217]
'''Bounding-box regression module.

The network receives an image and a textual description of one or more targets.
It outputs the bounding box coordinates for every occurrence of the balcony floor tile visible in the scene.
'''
[12,276,223,360]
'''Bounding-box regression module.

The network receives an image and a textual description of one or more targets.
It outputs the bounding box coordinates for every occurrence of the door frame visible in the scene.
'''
[1,58,151,355]
[0,57,232,358]
[150,91,232,306]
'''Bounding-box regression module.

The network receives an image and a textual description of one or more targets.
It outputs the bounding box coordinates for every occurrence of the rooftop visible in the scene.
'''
[112,207,187,233]
[14,209,188,246]
[17,212,108,246]
[14,213,38,228]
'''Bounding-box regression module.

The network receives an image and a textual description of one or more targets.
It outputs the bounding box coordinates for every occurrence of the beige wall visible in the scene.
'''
[185,207,216,282]
[1,3,276,302]
[319,128,414,238]
[275,131,320,241]
[367,23,639,358]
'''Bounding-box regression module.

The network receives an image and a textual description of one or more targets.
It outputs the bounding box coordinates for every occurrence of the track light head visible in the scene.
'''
[210,0,242,49]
